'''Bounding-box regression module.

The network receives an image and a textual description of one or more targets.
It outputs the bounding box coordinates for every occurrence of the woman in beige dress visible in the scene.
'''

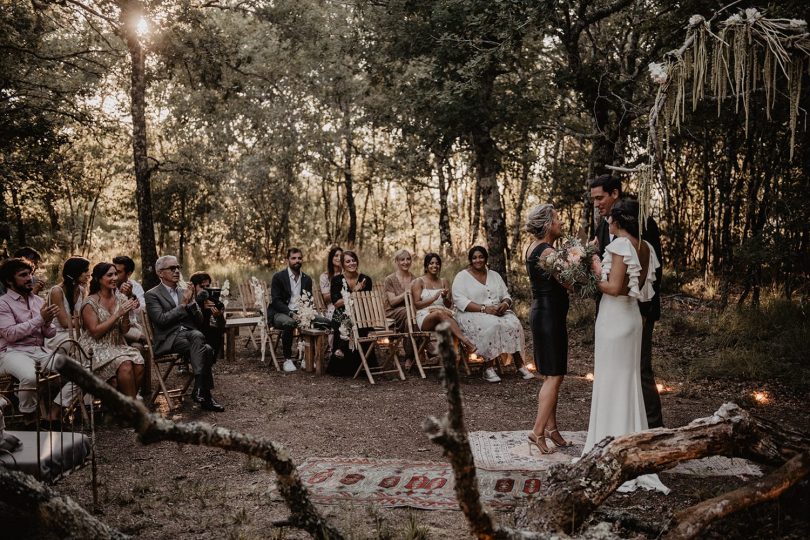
[382,249,415,332]
[80,262,145,398]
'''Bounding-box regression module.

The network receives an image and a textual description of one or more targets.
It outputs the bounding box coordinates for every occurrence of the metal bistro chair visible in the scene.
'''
[347,290,407,384]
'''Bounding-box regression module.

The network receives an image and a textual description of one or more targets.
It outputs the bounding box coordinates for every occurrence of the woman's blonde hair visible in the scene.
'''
[392,248,412,264]
[525,204,555,238]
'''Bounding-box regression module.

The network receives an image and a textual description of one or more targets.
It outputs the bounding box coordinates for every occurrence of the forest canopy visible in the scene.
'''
[1,0,808,300]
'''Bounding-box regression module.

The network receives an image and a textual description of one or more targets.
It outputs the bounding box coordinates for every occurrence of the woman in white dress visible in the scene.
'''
[585,200,668,494]
[45,256,90,350]
[411,253,476,352]
[452,246,527,383]
[319,246,343,320]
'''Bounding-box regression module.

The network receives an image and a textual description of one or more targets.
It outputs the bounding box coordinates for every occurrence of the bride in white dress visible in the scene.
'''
[585,199,669,494]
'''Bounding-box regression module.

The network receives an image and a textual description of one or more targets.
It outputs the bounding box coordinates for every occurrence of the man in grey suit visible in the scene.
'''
[144,255,224,412]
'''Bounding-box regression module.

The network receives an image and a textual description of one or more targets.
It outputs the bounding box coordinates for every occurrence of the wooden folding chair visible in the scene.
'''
[347,290,407,384]
[312,286,327,314]
[139,311,193,411]
[402,291,442,378]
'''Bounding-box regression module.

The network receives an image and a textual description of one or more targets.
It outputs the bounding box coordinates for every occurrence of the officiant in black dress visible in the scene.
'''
[590,174,664,428]
[525,204,573,453]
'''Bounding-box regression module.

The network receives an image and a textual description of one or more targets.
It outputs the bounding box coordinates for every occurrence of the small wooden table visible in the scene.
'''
[224,316,262,362]
[299,328,331,375]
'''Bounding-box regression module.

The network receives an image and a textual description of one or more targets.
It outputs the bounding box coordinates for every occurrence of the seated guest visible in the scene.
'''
[145,255,224,412]
[269,248,332,373]
[383,249,415,332]
[112,255,147,343]
[328,250,373,376]
[13,247,45,296]
[79,263,145,399]
[189,272,226,359]
[452,246,528,383]
[319,245,343,319]
[412,253,477,352]
[46,256,91,350]
[0,258,70,424]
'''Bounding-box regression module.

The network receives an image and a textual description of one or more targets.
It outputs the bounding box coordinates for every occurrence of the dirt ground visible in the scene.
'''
[18,297,810,539]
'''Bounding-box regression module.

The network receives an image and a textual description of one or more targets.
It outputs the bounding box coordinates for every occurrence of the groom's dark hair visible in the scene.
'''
[589,174,622,197]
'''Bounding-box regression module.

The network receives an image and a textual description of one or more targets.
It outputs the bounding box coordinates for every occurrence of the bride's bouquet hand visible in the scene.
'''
[590,255,602,276]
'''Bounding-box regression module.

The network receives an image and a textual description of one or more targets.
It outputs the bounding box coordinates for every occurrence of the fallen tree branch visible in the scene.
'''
[423,324,620,540]
[52,354,344,540]
[664,451,810,540]
[0,468,127,540]
[518,403,810,534]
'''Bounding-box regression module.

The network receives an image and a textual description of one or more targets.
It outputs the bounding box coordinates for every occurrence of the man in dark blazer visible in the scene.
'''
[144,255,224,412]
[590,174,664,428]
[269,248,331,372]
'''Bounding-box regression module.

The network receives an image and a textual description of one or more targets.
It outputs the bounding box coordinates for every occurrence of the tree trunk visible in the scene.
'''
[470,128,508,281]
[342,105,357,248]
[437,159,453,254]
[10,186,25,246]
[120,1,159,289]
[509,143,531,254]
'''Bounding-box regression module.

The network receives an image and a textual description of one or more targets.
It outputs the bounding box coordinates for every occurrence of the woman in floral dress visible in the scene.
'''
[80,262,145,398]
[452,246,527,383]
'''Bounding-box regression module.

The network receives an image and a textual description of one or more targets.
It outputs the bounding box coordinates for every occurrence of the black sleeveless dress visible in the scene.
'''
[526,243,569,376]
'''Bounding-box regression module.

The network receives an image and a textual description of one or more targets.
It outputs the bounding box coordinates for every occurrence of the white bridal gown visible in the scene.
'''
[583,236,669,494]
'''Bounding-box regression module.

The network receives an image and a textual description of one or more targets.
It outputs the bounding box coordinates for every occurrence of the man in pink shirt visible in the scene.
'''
[0,258,63,422]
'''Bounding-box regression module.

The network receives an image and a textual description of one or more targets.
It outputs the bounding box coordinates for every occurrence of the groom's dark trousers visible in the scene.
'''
[595,213,664,428]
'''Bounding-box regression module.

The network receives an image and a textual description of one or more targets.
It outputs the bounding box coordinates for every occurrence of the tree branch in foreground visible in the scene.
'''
[52,354,344,540]
[518,402,810,533]
[0,468,128,540]
[664,451,810,540]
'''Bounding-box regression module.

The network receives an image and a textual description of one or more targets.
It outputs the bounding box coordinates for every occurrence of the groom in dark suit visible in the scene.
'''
[144,255,224,412]
[269,248,331,372]
[590,174,664,428]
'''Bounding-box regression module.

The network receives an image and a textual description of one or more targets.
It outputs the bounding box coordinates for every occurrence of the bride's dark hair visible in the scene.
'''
[609,199,640,238]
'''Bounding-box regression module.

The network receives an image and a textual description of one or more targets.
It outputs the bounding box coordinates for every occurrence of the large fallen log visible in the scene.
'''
[52,354,344,540]
[425,324,810,539]
[518,402,809,533]
[0,467,127,540]
[664,451,810,540]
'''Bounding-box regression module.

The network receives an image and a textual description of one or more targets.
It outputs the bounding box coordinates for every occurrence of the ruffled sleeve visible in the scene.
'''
[637,241,661,302]
[601,237,643,299]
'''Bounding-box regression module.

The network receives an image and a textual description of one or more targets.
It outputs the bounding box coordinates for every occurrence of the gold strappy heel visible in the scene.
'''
[544,429,573,447]
[528,431,553,455]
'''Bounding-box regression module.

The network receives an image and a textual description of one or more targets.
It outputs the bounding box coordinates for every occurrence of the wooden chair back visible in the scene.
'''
[238,280,269,313]
[348,290,389,331]
[312,286,327,314]
[403,290,420,334]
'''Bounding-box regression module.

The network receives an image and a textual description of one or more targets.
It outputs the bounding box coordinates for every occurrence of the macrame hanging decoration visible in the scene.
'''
[620,9,810,234]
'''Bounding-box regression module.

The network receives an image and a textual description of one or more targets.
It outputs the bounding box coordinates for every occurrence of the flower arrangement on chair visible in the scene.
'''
[250,277,269,364]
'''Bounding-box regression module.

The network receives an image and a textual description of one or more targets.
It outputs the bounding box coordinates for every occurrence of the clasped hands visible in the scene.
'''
[115,299,139,320]
[482,301,510,316]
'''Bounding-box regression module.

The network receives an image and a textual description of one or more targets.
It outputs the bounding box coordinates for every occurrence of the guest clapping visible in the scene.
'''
[80,263,145,399]
[46,256,90,350]
[383,249,415,332]
[412,253,476,352]
[525,205,571,453]
[452,246,527,383]
[328,250,372,376]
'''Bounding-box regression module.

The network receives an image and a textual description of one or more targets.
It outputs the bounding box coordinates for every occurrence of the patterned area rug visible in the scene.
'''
[297,431,761,510]
[469,430,763,477]
[298,457,542,509]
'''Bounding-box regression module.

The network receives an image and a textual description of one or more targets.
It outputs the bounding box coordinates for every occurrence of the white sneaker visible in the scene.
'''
[518,366,535,380]
[282,359,297,372]
[482,367,501,383]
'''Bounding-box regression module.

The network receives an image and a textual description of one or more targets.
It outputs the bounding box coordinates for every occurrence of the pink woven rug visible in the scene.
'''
[298,456,543,509]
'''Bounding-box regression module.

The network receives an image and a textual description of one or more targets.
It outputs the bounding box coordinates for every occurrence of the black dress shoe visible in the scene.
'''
[200,395,225,412]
